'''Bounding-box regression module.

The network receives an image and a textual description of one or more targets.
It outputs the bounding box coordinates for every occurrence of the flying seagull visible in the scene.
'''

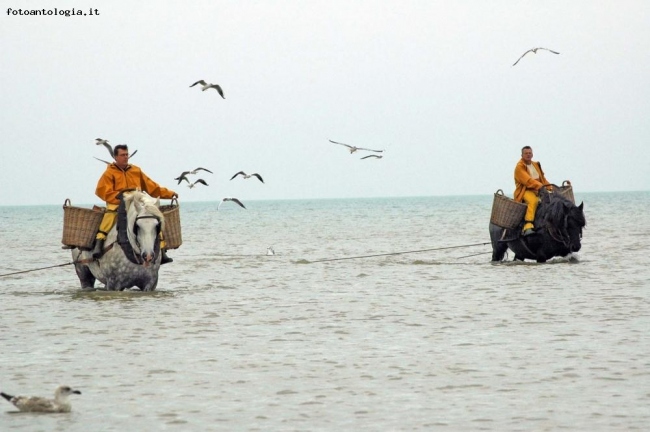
[94,156,112,165]
[190,80,225,99]
[230,171,264,183]
[190,167,213,174]
[95,139,137,160]
[329,139,384,154]
[512,47,560,66]
[184,178,209,189]
[95,138,114,160]
[1,385,81,413]
[218,197,246,210]
[175,167,213,184]
[174,171,191,184]
[361,154,383,160]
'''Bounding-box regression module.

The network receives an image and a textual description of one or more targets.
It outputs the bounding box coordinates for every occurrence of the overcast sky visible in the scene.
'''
[2,0,648,206]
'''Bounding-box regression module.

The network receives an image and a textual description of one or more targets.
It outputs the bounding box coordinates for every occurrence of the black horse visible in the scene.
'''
[489,189,586,263]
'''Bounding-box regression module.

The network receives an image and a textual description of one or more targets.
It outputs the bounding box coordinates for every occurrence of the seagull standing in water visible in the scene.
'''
[267,246,275,255]
[190,80,225,99]
[230,171,264,183]
[1,385,81,413]
[218,197,246,210]
[329,139,384,154]
[512,47,560,66]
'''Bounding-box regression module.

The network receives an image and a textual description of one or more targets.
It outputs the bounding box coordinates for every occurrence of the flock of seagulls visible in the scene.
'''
[92,48,559,210]
[1,385,81,413]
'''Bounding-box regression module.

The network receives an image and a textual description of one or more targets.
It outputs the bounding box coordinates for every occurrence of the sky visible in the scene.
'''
[1,0,649,206]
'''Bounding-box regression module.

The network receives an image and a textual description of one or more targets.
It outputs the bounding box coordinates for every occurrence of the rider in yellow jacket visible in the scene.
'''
[94,144,177,263]
[514,146,551,236]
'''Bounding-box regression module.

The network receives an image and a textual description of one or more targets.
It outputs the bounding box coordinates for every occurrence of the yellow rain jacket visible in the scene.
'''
[513,159,550,202]
[96,163,176,205]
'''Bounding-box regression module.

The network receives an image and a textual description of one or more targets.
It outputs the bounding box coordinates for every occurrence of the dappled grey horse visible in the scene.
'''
[71,190,165,291]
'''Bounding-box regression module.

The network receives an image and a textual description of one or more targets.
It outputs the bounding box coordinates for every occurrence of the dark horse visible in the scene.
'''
[489,189,586,263]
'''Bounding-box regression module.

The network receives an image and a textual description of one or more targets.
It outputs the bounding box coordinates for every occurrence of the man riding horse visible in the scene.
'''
[514,146,559,236]
[93,144,178,264]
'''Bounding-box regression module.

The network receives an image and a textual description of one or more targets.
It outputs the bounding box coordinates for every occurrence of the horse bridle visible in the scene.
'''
[133,215,162,249]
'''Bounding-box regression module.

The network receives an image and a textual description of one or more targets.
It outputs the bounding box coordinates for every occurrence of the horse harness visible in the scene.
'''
[75,199,162,266]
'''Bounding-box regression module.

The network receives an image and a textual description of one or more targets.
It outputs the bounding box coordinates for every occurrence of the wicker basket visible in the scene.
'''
[556,180,575,204]
[62,199,104,249]
[160,198,182,249]
[490,189,527,229]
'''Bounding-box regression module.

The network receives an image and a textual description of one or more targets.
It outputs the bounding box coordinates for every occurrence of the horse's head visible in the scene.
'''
[539,192,586,253]
[565,201,586,253]
[123,191,165,266]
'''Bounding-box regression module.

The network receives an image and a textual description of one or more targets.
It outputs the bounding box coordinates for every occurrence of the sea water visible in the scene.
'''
[0,192,648,431]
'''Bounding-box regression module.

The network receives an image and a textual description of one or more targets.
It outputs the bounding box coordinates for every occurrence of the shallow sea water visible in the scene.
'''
[0,192,649,431]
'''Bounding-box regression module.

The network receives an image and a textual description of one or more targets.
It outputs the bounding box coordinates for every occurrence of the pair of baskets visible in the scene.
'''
[490,181,575,229]
[62,198,182,250]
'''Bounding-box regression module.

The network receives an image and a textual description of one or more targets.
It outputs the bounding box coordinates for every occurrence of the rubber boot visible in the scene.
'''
[160,249,173,264]
[92,238,105,259]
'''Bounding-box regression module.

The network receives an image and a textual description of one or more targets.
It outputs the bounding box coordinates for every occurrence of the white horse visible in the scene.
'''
[72,190,165,291]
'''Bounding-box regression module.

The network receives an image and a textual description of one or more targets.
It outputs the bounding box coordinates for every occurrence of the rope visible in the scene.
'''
[0,262,76,278]
[309,242,491,263]
[455,251,492,259]
[1,242,492,276]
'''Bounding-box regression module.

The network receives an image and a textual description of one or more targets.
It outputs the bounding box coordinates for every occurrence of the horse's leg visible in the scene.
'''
[142,275,159,292]
[74,263,95,290]
[104,276,120,291]
[492,243,508,262]
[489,223,508,262]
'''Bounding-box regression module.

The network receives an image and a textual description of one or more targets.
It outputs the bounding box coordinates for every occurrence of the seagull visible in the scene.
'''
[185,178,209,189]
[361,154,383,160]
[230,171,264,183]
[95,139,137,160]
[1,385,81,413]
[175,168,213,184]
[512,47,560,66]
[267,246,275,256]
[329,139,384,154]
[94,156,112,164]
[190,80,225,99]
[95,138,114,160]
[190,167,213,174]
[218,197,246,210]
[174,171,191,184]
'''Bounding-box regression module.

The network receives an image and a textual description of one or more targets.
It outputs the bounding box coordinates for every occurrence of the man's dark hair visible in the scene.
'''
[114,144,129,157]
[521,145,532,154]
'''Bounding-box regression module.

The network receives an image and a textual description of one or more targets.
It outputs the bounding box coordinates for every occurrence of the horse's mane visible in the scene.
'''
[538,191,585,227]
